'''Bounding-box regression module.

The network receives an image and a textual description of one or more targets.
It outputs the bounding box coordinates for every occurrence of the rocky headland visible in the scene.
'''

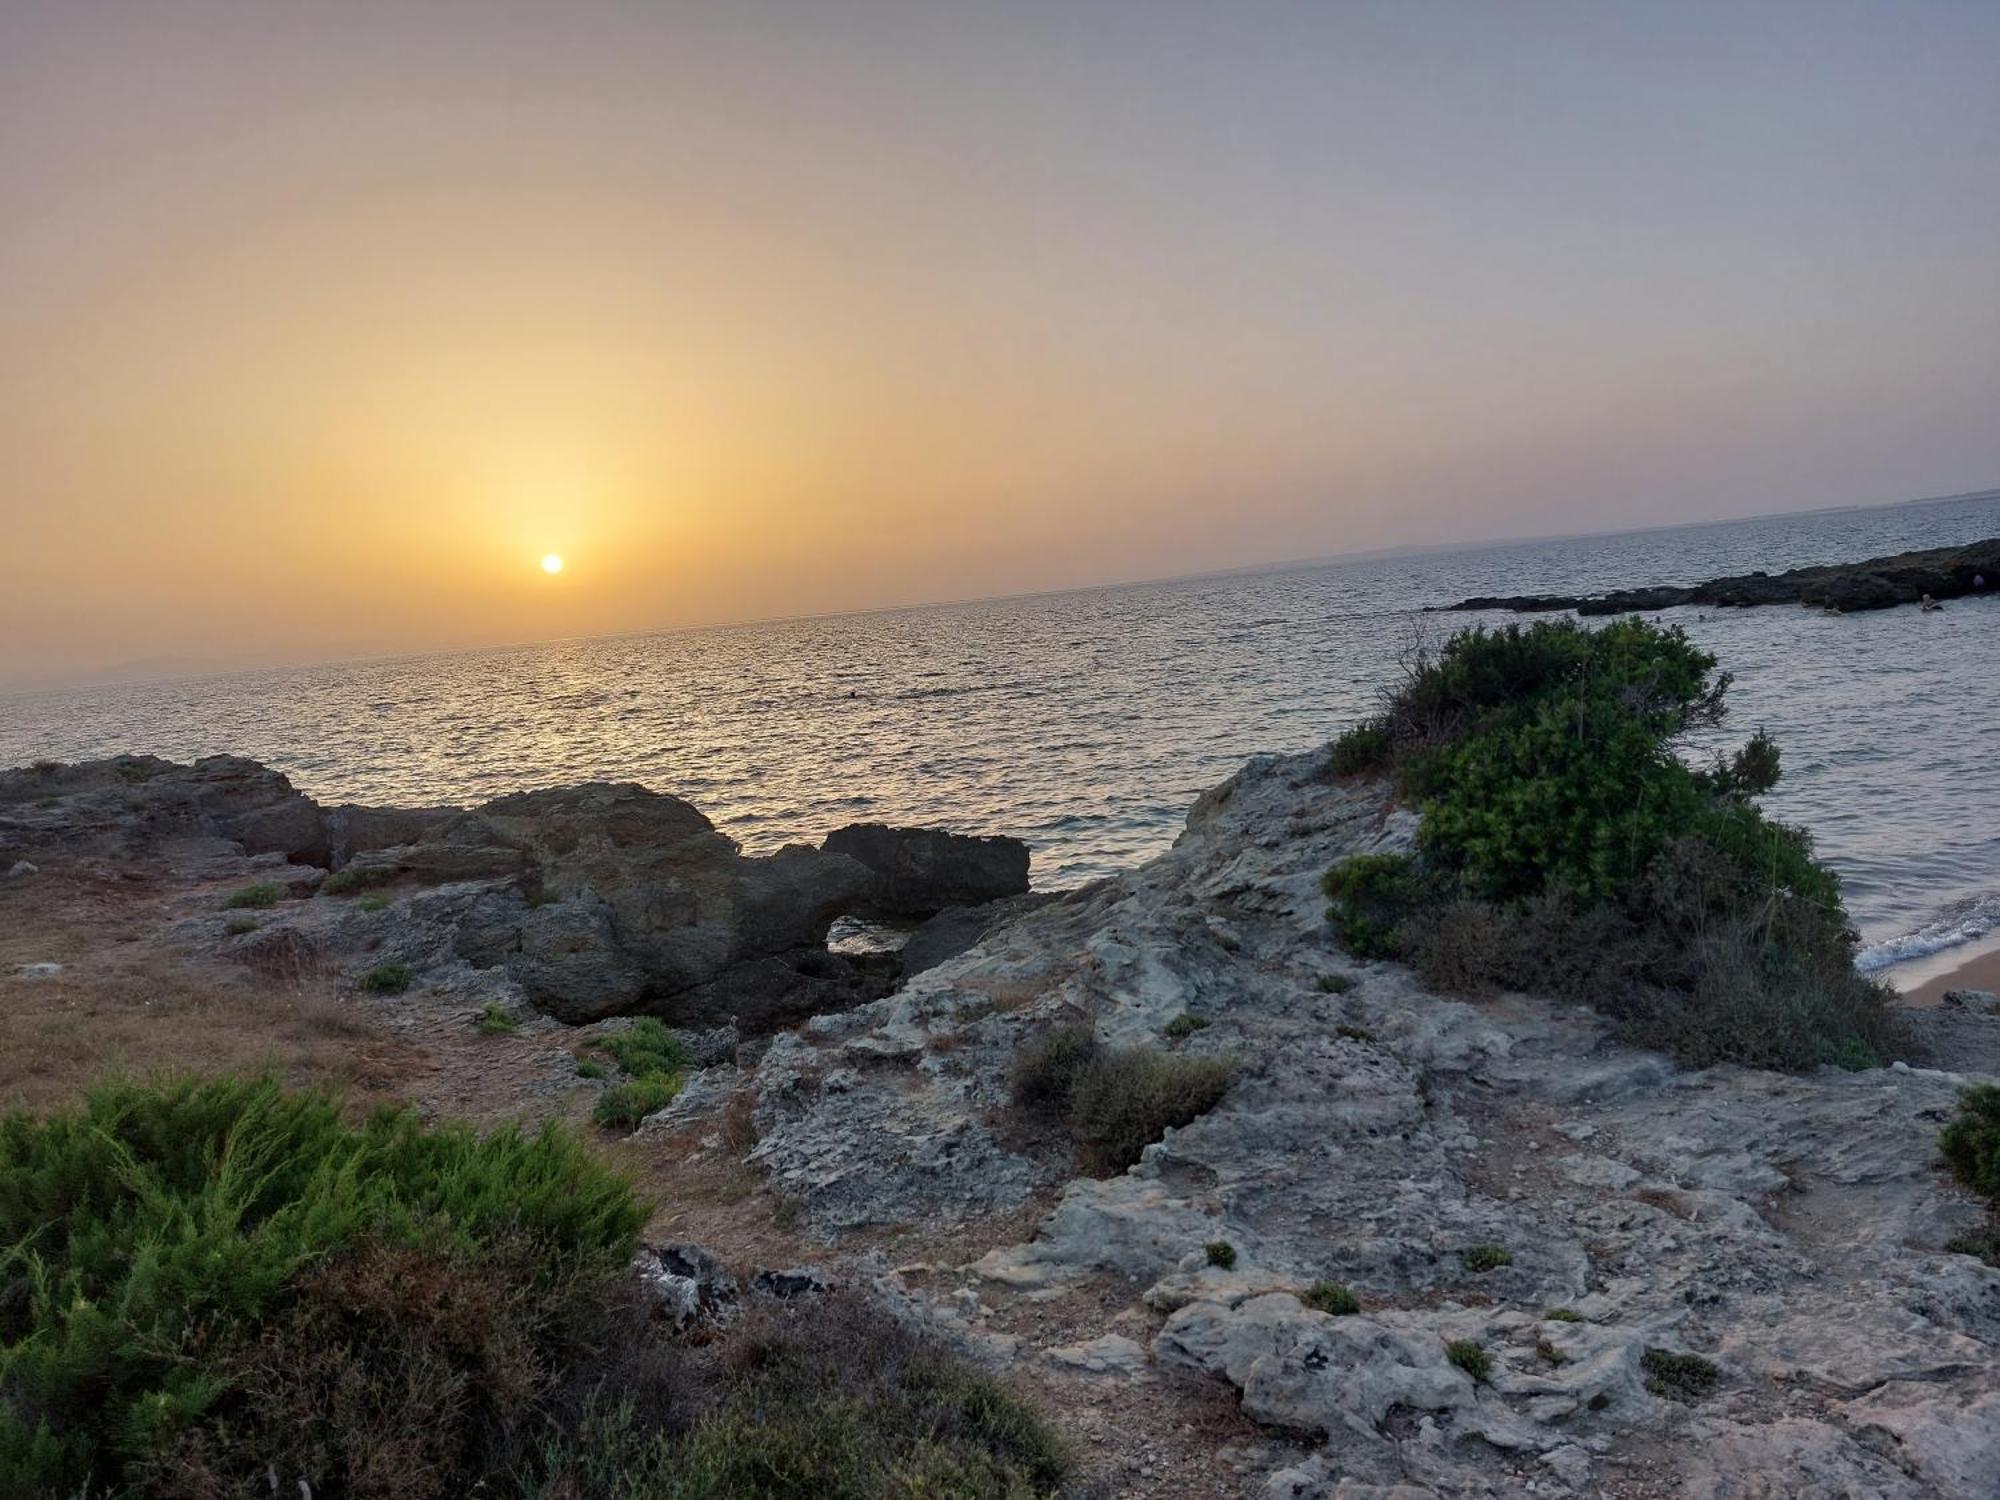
[4,747,1999,1497]
[1441,535,2000,615]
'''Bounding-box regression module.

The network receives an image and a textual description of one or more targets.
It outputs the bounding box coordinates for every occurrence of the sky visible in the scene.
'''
[3,1,1997,689]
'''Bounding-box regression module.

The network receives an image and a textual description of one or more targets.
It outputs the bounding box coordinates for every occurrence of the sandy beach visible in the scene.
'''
[1898,931,2000,1006]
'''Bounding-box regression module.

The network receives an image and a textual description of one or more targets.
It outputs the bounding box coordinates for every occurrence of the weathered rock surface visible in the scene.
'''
[0,754,327,863]
[823,822,1031,916]
[8,755,1035,1032]
[1443,535,2000,616]
[708,748,2000,1498]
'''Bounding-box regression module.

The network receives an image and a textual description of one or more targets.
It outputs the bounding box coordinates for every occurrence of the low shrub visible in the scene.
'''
[324,863,397,895]
[359,961,411,995]
[1462,1244,1512,1273]
[222,881,281,910]
[223,916,260,936]
[0,1078,1074,1500]
[1327,720,1392,776]
[1010,1024,1233,1173]
[598,1018,693,1080]
[1314,972,1355,994]
[1445,1340,1491,1383]
[1321,854,1428,959]
[1940,1084,2000,1199]
[575,1057,610,1081]
[1535,1337,1566,1366]
[358,893,391,913]
[475,1003,521,1036]
[1165,1013,1212,1040]
[1641,1347,1721,1400]
[0,1075,643,1498]
[1543,1307,1585,1324]
[1067,1047,1233,1173]
[1322,617,1903,1071]
[1009,1022,1100,1115]
[1301,1281,1359,1316]
[1204,1241,1236,1270]
[594,1075,682,1132]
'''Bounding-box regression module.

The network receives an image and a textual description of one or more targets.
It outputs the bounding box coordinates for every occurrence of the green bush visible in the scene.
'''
[1204,1241,1236,1270]
[475,1003,521,1036]
[1301,1281,1359,1316]
[1323,617,1900,1071]
[1642,1347,1721,1400]
[1314,972,1355,994]
[1009,1022,1101,1115]
[325,863,396,895]
[0,1075,643,1498]
[222,881,281,910]
[1165,1013,1211,1040]
[597,1018,693,1080]
[1009,1024,1233,1173]
[593,1076,683,1132]
[1940,1085,2000,1199]
[1322,854,1429,958]
[223,916,260,936]
[359,961,411,995]
[1067,1047,1233,1173]
[358,894,391,913]
[1445,1340,1491,1383]
[1543,1307,1585,1323]
[1461,1244,1512,1273]
[1327,720,1392,776]
[575,1057,610,1081]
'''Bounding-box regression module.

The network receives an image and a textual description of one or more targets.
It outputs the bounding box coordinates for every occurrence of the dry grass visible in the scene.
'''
[0,862,417,1115]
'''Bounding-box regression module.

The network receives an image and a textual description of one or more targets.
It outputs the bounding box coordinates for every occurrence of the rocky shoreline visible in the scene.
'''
[5,749,2000,1496]
[1439,536,2000,616]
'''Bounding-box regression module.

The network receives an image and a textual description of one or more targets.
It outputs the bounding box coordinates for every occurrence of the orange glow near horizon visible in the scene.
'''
[3,5,1997,689]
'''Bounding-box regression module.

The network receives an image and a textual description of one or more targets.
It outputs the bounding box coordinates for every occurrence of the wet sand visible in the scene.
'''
[1897,931,2000,1006]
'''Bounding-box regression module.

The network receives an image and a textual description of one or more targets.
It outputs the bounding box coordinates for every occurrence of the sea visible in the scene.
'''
[5,490,1996,982]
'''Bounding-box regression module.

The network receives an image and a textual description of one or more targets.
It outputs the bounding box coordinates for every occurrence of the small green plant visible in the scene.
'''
[1446,1339,1491,1383]
[1009,1021,1102,1114]
[1543,1307,1585,1323]
[597,1016,694,1079]
[222,881,281,910]
[358,961,411,995]
[224,916,261,936]
[1315,972,1355,994]
[575,1056,610,1081]
[1535,1337,1566,1365]
[357,893,390,913]
[1165,1013,1212,1040]
[773,1194,807,1231]
[1462,1244,1513,1273]
[1334,1024,1376,1042]
[324,863,396,895]
[1301,1281,1359,1316]
[594,1074,683,1131]
[473,1003,519,1036]
[1642,1347,1721,1400]
[1204,1240,1237,1270]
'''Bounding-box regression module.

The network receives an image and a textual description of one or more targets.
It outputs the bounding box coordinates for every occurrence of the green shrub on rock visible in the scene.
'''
[222,881,281,910]
[1301,1281,1359,1316]
[1322,617,1901,1072]
[1940,1085,2000,1199]
[593,1074,682,1131]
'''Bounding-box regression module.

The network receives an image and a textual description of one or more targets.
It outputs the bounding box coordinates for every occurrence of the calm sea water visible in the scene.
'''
[5,492,1997,975]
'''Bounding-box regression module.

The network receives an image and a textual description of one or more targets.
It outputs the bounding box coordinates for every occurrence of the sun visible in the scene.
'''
[540,553,564,575]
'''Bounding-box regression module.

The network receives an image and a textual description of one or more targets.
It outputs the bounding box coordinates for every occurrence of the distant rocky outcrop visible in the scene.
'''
[0,756,1032,1032]
[1442,535,2000,615]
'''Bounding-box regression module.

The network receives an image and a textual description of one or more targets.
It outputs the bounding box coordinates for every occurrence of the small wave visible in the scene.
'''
[1856,892,2000,972]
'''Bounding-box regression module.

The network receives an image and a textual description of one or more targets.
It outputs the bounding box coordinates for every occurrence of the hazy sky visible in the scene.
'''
[4,1,1997,688]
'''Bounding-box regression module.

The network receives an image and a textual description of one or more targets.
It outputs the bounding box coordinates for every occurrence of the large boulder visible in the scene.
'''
[0,754,326,863]
[822,823,1030,917]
